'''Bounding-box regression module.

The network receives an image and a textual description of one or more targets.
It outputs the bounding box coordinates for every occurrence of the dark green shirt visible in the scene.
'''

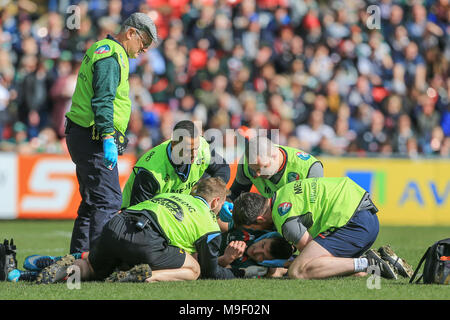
[91,56,120,136]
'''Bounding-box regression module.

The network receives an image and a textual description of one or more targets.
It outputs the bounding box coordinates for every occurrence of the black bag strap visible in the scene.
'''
[409,246,430,284]
[436,238,450,247]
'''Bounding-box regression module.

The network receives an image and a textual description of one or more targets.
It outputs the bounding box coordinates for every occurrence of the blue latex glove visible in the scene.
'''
[103,137,118,170]
[219,201,234,223]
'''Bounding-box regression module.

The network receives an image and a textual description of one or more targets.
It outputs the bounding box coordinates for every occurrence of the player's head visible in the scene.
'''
[119,13,158,58]
[246,237,294,263]
[191,177,229,215]
[171,120,201,165]
[232,192,272,230]
[245,136,279,178]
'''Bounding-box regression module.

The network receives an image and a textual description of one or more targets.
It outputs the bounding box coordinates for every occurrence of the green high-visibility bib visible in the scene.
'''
[272,177,367,241]
[127,193,220,254]
[122,137,211,208]
[66,38,131,135]
[243,146,321,198]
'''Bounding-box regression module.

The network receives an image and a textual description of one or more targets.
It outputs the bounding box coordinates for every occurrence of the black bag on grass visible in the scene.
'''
[0,239,17,281]
[410,238,450,285]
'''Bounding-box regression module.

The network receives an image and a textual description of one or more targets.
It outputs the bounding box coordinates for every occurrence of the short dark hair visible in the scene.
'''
[232,192,267,227]
[172,120,200,143]
[269,237,294,259]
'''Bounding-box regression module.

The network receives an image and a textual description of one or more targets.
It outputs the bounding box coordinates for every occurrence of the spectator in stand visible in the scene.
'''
[392,114,416,156]
[394,41,427,91]
[312,94,336,127]
[16,55,49,137]
[406,3,428,45]
[383,94,404,137]
[347,75,374,112]
[423,126,446,156]
[296,110,335,153]
[358,110,388,154]
[323,116,356,156]
[49,55,79,138]
[416,94,441,150]
[0,121,31,154]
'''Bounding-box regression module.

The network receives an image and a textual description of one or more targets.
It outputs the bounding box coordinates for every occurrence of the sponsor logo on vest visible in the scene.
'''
[288,172,300,182]
[294,181,303,194]
[278,202,292,216]
[296,151,311,161]
[94,45,111,54]
[310,179,318,203]
[151,197,184,221]
[145,151,155,162]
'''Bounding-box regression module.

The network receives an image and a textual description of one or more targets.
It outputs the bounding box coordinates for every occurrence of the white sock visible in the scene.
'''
[353,258,369,272]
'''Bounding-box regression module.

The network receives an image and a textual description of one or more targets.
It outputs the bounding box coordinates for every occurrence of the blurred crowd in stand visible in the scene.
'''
[0,0,448,159]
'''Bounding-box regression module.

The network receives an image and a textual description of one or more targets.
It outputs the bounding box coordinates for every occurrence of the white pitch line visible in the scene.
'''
[50,231,72,238]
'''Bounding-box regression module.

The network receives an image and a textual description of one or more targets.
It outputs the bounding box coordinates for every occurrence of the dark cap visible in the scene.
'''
[123,12,158,43]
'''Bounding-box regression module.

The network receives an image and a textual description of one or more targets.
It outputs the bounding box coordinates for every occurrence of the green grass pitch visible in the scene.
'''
[1,220,449,300]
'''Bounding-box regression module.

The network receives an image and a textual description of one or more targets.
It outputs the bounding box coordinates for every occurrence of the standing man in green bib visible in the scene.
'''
[229,136,324,200]
[232,177,404,280]
[65,13,157,254]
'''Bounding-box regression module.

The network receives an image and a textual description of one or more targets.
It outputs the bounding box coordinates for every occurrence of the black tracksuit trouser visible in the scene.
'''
[65,119,122,253]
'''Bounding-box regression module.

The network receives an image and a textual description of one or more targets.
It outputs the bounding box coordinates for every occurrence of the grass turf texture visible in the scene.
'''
[1,220,449,300]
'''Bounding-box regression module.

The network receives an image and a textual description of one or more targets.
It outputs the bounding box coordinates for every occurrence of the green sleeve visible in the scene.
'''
[91,56,120,136]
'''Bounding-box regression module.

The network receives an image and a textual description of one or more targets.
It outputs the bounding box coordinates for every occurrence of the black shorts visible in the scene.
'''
[88,212,186,280]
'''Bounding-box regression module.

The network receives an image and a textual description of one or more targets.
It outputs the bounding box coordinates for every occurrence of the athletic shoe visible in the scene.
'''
[24,255,57,271]
[24,253,84,271]
[378,245,414,278]
[36,255,75,284]
[105,264,152,283]
[365,249,398,280]
[8,269,38,282]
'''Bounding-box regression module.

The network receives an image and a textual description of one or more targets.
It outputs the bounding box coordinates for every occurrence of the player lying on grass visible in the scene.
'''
[232,177,414,280]
[8,228,411,282]
[10,229,293,282]
[218,228,412,279]
[219,229,295,278]
[10,178,269,284]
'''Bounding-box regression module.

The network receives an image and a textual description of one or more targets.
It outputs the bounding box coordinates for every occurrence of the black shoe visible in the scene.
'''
[365,249,398,280]
[0,239,18,281]
[105,264,152,283]
[378,245,414,278]
[36,255,75,284]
